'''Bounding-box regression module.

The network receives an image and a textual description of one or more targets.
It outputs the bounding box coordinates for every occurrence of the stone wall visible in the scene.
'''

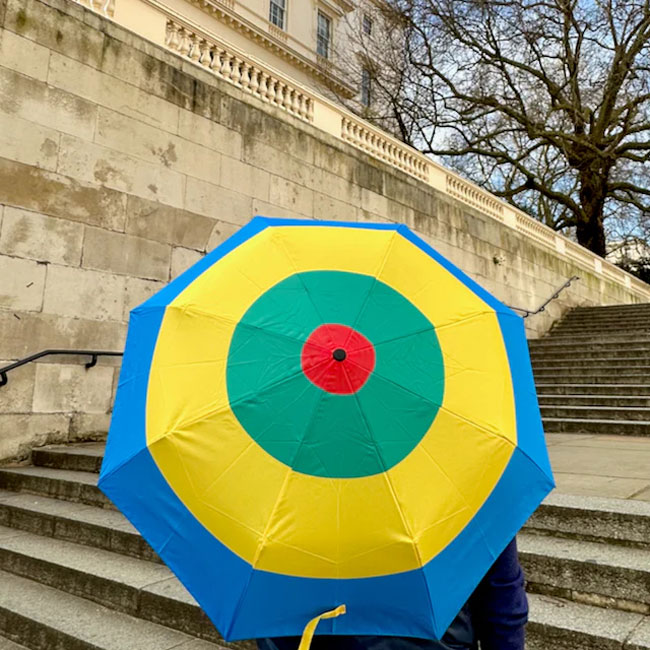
[0,0,648,460]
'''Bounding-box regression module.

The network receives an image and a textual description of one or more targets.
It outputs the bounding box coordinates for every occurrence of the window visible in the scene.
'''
[269,0,286,30]
[362,14,372,35]
[361,67,371,106]
[317,11,332,59]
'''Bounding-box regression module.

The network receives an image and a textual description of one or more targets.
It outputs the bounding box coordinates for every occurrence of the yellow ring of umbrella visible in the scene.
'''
[145,226,517,579]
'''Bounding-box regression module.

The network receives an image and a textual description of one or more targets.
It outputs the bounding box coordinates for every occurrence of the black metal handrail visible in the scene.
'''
[0,350,123,387]
[507,275,580,318]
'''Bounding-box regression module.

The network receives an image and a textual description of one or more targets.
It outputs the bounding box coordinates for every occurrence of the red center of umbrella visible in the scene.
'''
[301,324,375,394]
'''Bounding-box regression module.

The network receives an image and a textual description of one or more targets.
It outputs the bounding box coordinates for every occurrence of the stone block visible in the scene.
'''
[219,156,270,202]
[170,247,203,280]
[83,227,170,281]
[47,52,180,133]
[252,200,312,223]
[0,66,96,141]
[0,158,126,232]
[205,220,239,252]
[32,363,114,413]
[361,188,389,219]
[0,311,126,360]
[125,196,214,252]
[184,177,253,224]
[0,207,83,265]
[0,256,46,311]
[269,177,313,217]
[42,266,126,321]
[95,108,221,185]
[178,109,242,159]
[0,29,51,82]
[69,412,112,438]
[57,135,185,209]
[0,110,58,172]
[242,139,316,189]
[0,413,70,462]
[0,360,35,414]
[5,0,104,69]
[313,193,357,222]
[123,277,164,318]
[314,170,361,206]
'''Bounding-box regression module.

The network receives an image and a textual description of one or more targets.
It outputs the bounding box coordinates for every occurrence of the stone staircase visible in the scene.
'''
[531,304,650,436]
[0,443,647,649]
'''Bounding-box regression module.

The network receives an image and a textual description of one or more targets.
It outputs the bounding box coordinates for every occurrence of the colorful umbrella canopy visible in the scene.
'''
[99,217,554,642]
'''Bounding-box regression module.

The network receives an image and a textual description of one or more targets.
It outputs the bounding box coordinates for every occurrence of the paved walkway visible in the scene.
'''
[547,433,650,502]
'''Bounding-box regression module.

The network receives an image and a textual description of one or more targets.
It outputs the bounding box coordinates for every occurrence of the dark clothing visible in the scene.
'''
[257,540,527,650]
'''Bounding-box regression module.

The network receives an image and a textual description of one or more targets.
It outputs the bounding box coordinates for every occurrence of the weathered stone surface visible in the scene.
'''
[0,360,35,414]
[57,135,185,209]
[69,413,112,438]
[0,256,46,311]
[0,109,59,171]
[268,176,313,217]
[178,109,242,159]
[0,312,126,359]
[32,364,114,413]
[313,193,357,222]
[125,196,214,251]
[83,227,170,281]
[47,52,180,133]
[123,276,164,319]
[0,414,69,461]
[95,108,221,184]
[219,156,270,202]
[42,266,126,321]
[242,138,316,189]
[0,66,96,141]
[0,29,50,82]
[5,0,104,69]
[205,220,239,252]
[0,206,83,265]
[0,158,126,231]
[184,177,252,224]
[170,247,203,280]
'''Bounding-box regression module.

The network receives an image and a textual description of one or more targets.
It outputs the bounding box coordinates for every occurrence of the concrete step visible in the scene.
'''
[525,493,650,550]
[536,332,650,345]
[519,533,650,614]
[540,405,650,421]
[0,466,111,508]
[0,570,229,650]
[533,369,650,383]
[530,348,650,362]
[549,324,650,336]
[0,637,29,650]
[535,384,650,396]
[571,304,650,315]
[542,417,650,435]
[557,317,650,328]
[0,489,158,563]
[532,357,650,369]
[529,340,650,355]
[31,442,104,473]
[0,527,237,646]
[526,593,650,650]
[538,395,650,408]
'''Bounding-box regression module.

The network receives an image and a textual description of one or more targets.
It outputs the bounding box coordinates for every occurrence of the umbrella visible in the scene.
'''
[99,217,553,643]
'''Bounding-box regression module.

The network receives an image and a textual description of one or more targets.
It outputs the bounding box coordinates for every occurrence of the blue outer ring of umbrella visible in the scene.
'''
[99,217,554,641]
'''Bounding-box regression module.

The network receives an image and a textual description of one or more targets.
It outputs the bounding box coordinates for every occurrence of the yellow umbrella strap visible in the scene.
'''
[298,605,347,650]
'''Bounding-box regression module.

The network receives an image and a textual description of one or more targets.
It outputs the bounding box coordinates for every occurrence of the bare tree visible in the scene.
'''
[351,0,650,257]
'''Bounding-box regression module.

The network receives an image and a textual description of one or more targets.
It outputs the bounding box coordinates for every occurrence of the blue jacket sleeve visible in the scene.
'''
[470,539,528,650]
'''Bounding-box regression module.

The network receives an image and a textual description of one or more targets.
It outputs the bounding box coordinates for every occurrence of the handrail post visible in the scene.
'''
[85,354,99,369]
[0,372,6,388]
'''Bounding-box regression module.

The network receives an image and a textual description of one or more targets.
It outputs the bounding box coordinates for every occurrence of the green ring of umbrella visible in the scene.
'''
[226,271,445,478]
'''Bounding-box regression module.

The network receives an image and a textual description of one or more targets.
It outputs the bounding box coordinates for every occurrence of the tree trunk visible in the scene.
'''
[577,172,608,257]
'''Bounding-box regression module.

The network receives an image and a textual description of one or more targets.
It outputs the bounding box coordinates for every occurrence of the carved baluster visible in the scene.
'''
[267,78,277,104]
[275,83,284,108]
[259,73,269,101]
[199,41,212,67]
[249,67,260,95]
[292,91,301,115]
[179,29,192,58]
[189,34,201,62]
[284,87,293,111]
[166,22,180,50]
[210,47,222,73]
[220,52,232,78]
[307,98,314,122]
[230,57,242,85]
[240,63,251,91]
